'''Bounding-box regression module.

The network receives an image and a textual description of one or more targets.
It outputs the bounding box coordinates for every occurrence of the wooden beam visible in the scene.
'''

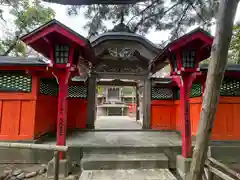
[42,0,145,5]
[96,72,148,80]
[98,80,137,86]
[96,58,148,70]
[208,157,240,179]
[205,162,235,180]
[0,143,68,152]
[136,84,140,121]
[86,73,97,129]
[142,78,151,129]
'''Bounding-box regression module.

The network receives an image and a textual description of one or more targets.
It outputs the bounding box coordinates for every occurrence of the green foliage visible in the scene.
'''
[229,25,240,64]
[0,0,55,56]
[97,86,104,94]
[68,0,219,39]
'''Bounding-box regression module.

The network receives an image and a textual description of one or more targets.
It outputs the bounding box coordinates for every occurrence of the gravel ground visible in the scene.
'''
[0,164,47,179]
[0,163,81,180]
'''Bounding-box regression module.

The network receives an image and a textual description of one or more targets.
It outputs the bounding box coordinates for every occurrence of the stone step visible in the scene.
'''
[82,146,181,154]
[81,153,169,170]
[79,169,177,180]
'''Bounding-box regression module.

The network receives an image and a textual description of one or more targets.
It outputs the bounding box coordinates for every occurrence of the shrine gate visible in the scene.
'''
[0,19,240,161]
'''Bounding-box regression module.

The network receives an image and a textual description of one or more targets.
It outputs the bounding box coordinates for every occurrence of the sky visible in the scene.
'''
[42,2,240,45]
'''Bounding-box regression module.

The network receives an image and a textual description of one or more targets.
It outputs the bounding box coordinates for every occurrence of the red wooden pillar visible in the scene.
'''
[180,73,193,158]
[173,73,196,158]
[56,70,70,159]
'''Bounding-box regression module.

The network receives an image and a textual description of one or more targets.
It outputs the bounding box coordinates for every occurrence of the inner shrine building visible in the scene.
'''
[0,19,240,159]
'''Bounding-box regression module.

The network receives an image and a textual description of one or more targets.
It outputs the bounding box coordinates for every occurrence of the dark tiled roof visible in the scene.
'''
[90,32,160,53]
[110,23,133,33]
[200,64,240,72]
[165,27,213,49]
[42,0,144,5]
[21,19,89,46]
[0,56,48,66]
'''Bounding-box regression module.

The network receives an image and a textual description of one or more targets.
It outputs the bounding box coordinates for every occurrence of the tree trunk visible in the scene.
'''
[237,50,240,64]
[188,1,239,180]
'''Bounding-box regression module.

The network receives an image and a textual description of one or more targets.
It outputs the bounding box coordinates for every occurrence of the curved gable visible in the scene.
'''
[20,19,90,59]
[91,32,160,62]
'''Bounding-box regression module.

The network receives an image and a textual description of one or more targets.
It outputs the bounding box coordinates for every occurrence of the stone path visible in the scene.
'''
[43,131,181,147]
[95,116,141,129]
[80,169,177,180]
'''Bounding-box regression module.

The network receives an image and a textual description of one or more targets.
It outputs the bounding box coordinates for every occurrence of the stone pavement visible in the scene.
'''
[80,169,177,180]
[95,116,141,129]
[43,131,181,147]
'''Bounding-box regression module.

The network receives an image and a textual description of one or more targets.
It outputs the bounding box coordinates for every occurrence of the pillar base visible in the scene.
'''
[176,155,192,179]
[142,124,151,129]
[47,158,71,178]
[86,124,95,129]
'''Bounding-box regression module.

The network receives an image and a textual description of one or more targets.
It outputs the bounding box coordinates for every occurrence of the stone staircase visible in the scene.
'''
[79,147,177,180]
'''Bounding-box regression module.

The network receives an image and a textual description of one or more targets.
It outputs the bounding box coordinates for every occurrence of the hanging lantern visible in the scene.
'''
[54,45,70,64]
[181,50,196,68]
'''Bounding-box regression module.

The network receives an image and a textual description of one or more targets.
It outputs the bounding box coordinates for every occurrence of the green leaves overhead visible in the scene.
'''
[229,25,240,64]
[68,0,219,40]
[0,0,55,56]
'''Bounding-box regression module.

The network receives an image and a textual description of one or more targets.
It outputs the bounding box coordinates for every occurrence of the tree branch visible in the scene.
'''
[188,0,208,23]
[2,0,31,56]
[133,2,180,33]
[126,0,160,26]
[87,5,100,38]
[170,4,191,41]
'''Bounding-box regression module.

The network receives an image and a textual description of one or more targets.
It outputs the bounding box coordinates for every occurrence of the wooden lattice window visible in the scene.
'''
[40,78,58,96]
[190,84,202,97]
[220,79,240,96]
[68,85,88,98]
[40,79,88,98]
[182,50,196,68]
[0,72,32,92]
[151,87,173,100]
[54,45,69,64]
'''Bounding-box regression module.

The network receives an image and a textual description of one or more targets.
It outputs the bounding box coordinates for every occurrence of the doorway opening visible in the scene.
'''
[95,82,142,129]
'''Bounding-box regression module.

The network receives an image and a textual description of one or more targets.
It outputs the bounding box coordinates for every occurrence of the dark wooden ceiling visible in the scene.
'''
[42,0,145,5]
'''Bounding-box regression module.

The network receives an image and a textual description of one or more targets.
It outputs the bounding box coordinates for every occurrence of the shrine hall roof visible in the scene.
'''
[90,31,160,53]
[0,56,47,66]
[165,27,213,49]
[20,19,89,46]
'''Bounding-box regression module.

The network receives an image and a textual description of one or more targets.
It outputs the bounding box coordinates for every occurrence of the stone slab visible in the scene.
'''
[176,155,192,179]
[81,153,169,170]
[79,169,177,180]
[95,116,141,129]
[43,131,181,148]
[209,146,240,163]
[0,148,52,164]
